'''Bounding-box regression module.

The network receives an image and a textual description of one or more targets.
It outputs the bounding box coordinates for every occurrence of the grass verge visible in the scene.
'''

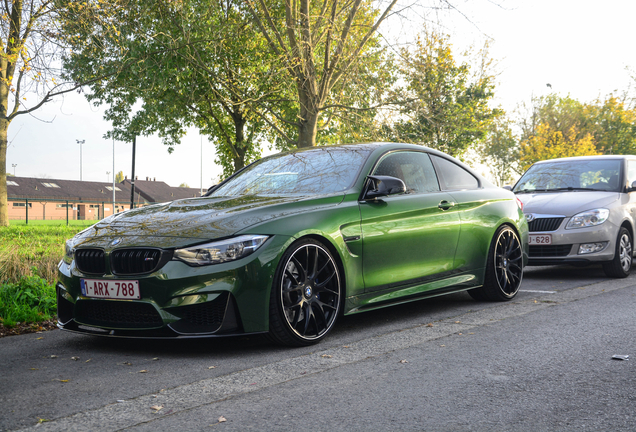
[0,224,91,333]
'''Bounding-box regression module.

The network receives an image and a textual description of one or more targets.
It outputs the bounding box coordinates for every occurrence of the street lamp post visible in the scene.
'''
[11,164,16,176]
[76,139,85,181]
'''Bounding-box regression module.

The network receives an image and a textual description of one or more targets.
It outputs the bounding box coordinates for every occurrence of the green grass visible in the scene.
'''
[0,271,57,326]
[0,225,90,327]
[9,219,96,227]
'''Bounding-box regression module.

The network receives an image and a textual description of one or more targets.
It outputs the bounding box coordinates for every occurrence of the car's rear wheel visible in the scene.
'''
[603,227,632,278]
[269,239,342,347]
[468,225,523,302]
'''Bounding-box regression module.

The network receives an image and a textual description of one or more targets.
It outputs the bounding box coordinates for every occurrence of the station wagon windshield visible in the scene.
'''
[514,159,623,193]
[211,146,373,197]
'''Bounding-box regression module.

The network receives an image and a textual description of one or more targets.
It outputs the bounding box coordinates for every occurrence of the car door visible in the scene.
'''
[430,154,498,273]
[359,151,462,292]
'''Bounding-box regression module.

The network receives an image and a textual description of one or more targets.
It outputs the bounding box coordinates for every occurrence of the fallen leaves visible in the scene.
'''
[321,354,332,358]
[71,356,80,361]
[426,323,434,327]
[56,379,69,383]
[150,405,163,412]
[50,355,58,359]
[138,370,148,373]
[122,361,133,366]
[208,366,216,369]
[218,416,227,423]
[399,359,409,364]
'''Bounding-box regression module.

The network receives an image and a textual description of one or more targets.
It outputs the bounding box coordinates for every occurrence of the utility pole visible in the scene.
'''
[129,136,136,210]
[76,139,85,181]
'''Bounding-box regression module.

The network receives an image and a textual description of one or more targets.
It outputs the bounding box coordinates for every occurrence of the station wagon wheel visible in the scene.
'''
[603,227,632,278]
[469,225,523,302]
[269,239,342,347]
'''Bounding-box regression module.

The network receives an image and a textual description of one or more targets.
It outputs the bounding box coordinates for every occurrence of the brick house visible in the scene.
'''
[7,176,201,221]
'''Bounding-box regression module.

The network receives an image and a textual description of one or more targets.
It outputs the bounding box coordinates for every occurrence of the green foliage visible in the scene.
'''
[0,270,57,327]
[383,30,499,157]
[248,0,400,148]
[477,119,520,186]
[59,0,279,177]
[517,93,636,170]
[115,171,124,183]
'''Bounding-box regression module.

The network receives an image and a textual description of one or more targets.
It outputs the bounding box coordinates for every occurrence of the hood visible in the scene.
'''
[516,191,620,217]
[71,194,344,249]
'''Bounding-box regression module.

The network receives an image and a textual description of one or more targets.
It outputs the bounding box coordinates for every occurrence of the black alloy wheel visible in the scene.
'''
[469,225,523,301]
[269,239,342,346]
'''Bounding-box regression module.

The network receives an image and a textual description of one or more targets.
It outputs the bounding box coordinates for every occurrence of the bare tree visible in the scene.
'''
[0,0,108,226]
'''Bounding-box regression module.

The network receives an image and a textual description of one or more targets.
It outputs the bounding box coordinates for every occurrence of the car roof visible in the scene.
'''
[533,154,636,164]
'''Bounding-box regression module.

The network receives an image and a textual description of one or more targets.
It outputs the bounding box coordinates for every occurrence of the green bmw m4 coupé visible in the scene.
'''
[57,143,528,346]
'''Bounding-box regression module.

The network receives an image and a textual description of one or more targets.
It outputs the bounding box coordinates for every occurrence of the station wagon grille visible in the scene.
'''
[528,217,564,232]
[75,300,163,328]
[75,249,106,274]
[111,249,162,275]
[529,244,573,257]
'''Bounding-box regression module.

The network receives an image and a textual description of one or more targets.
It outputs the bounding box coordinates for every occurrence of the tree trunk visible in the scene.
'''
[297,111,319,148]
[0,113,9,227]
[297,80,319,148]
[232,112,247,172]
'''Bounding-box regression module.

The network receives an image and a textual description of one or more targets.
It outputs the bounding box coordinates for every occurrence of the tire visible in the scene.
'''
[468,225,523,302]
[268,238,342,347]
[602,227,632,278]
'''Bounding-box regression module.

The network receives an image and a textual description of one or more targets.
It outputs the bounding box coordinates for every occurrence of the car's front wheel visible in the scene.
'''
[468,225,523,302]
[603,227,632,278]
[268,239,342,347]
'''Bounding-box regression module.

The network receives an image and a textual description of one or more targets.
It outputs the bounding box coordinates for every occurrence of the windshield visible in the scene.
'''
[514,159,622,193]
[210,146,373,197]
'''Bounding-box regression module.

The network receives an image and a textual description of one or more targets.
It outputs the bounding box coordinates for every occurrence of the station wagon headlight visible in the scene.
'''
[173,235,269,266]
[566,209,609,229]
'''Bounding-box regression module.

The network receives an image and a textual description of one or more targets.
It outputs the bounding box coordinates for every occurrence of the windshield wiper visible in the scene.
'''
[546,187,608,192]
[514,188,547,193]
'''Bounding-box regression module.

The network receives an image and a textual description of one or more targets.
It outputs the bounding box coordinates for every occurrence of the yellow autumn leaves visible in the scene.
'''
[519,123,599,172]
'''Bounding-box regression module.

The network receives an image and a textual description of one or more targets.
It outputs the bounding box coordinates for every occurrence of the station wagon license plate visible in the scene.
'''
[528,234,552,245]
[81,279,140,299]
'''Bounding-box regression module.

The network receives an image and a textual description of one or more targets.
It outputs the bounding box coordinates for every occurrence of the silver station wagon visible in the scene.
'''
[513,155,636,277]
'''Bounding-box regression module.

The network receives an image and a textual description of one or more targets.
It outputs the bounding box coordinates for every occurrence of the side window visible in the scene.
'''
[431,155,479,190]
[627,160,636,188]
[373,151,440,194]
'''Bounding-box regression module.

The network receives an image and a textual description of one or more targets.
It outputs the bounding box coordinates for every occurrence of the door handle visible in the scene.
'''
[438,200,455,211]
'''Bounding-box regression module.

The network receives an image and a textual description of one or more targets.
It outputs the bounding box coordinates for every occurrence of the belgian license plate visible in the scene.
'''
[529,234,552,245]
[81,279,140,299]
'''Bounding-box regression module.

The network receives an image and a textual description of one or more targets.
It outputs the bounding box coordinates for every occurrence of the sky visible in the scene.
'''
[6,0,636,188]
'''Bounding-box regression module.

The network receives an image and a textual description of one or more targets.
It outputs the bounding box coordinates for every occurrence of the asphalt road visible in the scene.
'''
[1,264,635,431]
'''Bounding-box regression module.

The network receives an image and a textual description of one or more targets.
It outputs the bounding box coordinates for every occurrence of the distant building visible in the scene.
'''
[6,176,201,221]
[121,177,201,203]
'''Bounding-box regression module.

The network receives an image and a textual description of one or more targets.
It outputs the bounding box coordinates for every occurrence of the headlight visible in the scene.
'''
[173,235,269,266]
[63,240,75,264]
[566,209,609,229]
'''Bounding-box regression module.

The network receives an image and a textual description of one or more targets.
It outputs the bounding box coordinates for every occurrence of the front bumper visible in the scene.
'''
[56,235,290,338]
[527,221,617,266]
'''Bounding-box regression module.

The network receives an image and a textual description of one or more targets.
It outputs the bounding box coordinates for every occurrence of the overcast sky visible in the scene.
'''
[6,0,636,189]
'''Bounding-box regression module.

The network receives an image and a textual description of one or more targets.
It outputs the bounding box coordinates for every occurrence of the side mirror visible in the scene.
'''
[502,185,512,191]
[364,175,406,200]
[628,181,636,193]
